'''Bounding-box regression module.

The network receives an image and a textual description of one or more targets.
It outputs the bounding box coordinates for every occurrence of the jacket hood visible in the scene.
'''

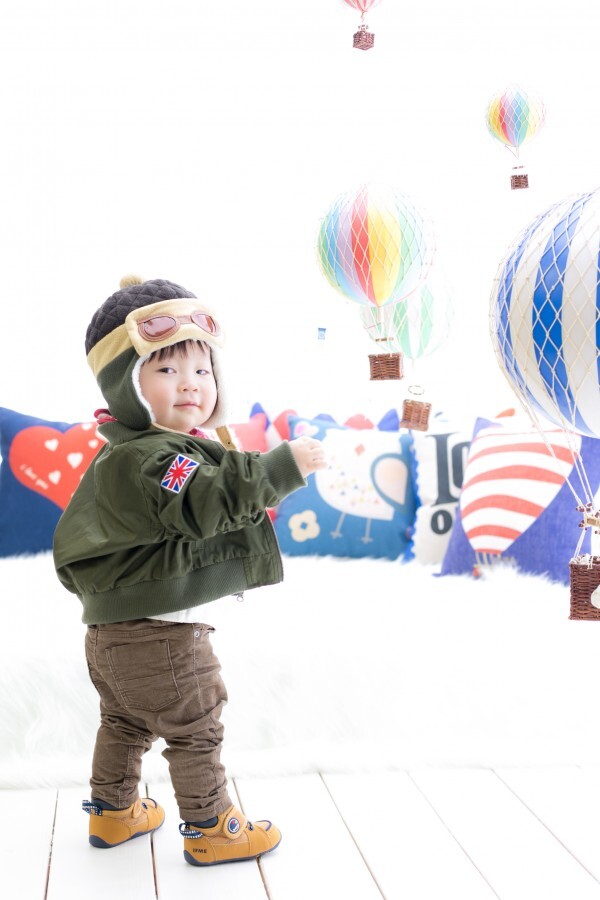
[86,277,228,432]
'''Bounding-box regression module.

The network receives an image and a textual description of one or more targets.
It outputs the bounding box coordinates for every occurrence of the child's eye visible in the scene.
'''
[158,366,176,374]
[197,369,210,376]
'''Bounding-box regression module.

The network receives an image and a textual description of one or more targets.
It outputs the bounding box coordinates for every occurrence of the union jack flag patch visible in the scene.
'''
[161,454,200,493]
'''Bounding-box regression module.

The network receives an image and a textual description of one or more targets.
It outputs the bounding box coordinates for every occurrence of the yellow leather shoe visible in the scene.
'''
[83,798,165,848]
[180,804,281,866]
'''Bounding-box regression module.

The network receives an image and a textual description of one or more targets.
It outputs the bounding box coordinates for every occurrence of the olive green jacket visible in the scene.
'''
[53,420,305,624]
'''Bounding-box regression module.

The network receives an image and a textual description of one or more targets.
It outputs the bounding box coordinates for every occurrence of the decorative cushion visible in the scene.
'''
[274,415,417,560]
[410,414,473,564]
[249,403,298,448]
[0,407,105,557]
[250,402,399,445]
[440,415,600,583]
[226,412,268,452]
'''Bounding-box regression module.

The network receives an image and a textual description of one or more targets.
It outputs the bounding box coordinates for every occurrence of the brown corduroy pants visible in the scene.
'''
[85,618,233,822]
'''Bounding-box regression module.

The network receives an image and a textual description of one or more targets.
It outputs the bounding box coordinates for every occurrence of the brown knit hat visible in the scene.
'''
[85,276,197,356]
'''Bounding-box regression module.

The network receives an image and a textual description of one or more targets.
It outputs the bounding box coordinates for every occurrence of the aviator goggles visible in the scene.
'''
[137,311,221,342]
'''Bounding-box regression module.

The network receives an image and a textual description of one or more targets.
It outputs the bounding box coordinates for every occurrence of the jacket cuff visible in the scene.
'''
[260,442,306,502]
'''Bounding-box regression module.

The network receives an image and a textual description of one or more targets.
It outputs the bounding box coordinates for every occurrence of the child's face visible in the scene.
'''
[139,343,217,432]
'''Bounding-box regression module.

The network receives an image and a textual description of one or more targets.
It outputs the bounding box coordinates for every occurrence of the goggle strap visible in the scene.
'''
[216,426,236,452]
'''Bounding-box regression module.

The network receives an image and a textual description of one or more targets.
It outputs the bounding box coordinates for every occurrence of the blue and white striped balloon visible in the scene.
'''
[490,188,600,438]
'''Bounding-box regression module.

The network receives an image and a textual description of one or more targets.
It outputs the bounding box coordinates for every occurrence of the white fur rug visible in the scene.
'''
[2,553,599,789]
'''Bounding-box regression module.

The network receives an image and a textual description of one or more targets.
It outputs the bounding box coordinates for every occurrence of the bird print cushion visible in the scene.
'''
[274,415,417,560]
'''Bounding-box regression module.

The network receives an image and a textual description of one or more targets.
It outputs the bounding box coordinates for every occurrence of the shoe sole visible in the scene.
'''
[183,836,282,867]
[89,821,165,849]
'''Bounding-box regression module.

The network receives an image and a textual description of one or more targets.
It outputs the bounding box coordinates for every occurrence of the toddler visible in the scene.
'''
[53,275,325,865]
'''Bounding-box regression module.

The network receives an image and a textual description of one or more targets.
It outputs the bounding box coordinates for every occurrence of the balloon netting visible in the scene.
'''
[342,0,382,14]
[486,86,546,153]
[317,185,433,308]
[490,188,600,513]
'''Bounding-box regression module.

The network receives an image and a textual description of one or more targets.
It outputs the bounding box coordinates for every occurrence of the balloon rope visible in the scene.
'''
[522,407,594,558]
[573,525,587,559]
[406,358,424,394]
[545,405,596,504]
[373,306,386,351]
[373,306,394,354]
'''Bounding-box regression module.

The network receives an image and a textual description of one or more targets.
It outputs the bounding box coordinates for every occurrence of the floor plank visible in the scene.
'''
[324,771,498,899]
[234,773,383,900]
[7,767,600,900]
[412,768,600,900]
[497,766,600,885]
[47,787,157,900]
[148,780,268,898]
[0,787,56,898]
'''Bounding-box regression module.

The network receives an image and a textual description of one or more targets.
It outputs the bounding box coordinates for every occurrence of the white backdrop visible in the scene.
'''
[0,0,597,425]
[3,0,600,791]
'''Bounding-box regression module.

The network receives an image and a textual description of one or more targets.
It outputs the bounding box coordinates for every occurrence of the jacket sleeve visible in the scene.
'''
[138,441,306,541]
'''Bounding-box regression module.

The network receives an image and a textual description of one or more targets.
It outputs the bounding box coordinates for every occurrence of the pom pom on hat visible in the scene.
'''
[119,273,144,289]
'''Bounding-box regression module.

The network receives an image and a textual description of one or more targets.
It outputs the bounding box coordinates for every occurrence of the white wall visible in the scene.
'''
[0,0,597,425]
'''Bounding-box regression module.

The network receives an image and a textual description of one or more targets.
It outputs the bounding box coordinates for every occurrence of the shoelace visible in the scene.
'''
[179,821,254,838]
[82,801,102,816]
[82,798,154,816]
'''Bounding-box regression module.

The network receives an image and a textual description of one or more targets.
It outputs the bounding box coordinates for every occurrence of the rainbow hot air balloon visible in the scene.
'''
[341,0,383,49]
[318,183,434,382]
[485,85,546,189]
[317,184,433,310]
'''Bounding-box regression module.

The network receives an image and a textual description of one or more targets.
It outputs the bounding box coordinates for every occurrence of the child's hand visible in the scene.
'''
[289,436,327,477]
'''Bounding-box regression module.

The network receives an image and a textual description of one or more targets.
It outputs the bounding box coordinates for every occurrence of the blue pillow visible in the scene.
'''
[0,407,104,557]
[274,415,417,560]
[440,415,600,583]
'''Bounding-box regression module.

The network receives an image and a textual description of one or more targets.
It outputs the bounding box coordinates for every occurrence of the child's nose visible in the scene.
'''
[179,377,198,391]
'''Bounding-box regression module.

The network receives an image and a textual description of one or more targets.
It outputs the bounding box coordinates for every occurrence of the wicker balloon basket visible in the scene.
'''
[353,24,375,50]
[569,555,600,620]
[510,166,529,190]
[368,353,403,380]
[400,398,432,431]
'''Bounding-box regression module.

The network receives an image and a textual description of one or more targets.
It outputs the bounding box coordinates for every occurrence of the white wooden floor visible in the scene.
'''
[4,767,600,899]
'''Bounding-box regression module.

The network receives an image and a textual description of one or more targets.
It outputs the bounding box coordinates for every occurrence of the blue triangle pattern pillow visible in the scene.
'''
[440,415,600,583]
